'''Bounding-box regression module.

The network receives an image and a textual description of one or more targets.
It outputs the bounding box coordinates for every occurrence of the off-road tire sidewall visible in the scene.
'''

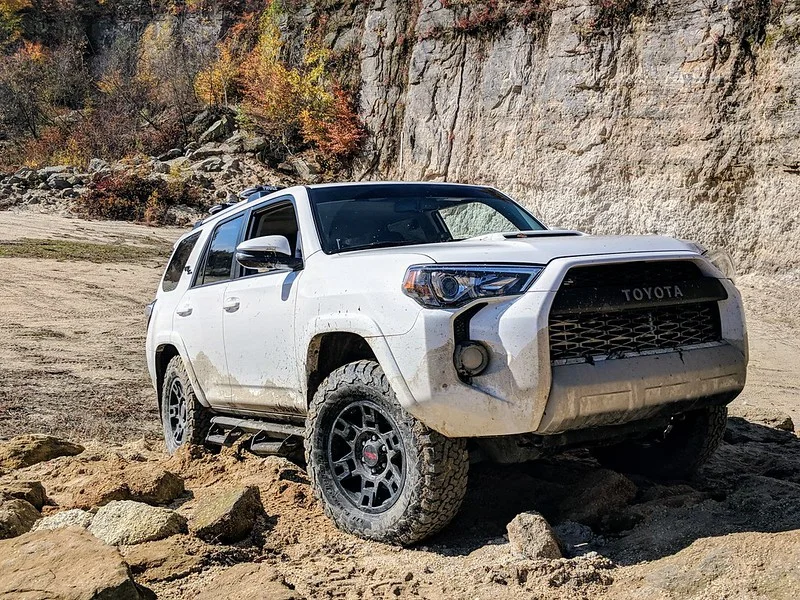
[160,355,211,454]
[593,406,729,479]
[305,360,469,545]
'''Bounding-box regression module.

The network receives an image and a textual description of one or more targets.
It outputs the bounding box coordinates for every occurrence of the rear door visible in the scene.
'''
[222,197,304,413]
[173,213,245,408]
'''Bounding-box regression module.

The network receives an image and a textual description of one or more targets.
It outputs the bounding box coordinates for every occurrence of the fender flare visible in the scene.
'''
[301,314,419,411]
[154,333,211,408]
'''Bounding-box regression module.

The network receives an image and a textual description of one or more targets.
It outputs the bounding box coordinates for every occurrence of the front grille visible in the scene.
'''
[549,260,723,363]
[549,303,722,361]
[559,261,704,289]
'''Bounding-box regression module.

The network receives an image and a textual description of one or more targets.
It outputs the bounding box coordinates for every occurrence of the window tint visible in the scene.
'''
[199,216,243,285]
[162,232,200,292]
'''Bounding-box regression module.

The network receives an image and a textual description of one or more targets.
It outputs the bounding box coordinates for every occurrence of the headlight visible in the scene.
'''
[685,242,736,280]
[402,264,543,308]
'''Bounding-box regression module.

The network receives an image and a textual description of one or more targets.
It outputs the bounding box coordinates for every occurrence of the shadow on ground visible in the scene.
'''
[427,418,800,564]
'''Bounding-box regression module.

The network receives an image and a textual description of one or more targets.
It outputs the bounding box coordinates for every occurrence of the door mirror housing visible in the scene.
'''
[235,235,298,271]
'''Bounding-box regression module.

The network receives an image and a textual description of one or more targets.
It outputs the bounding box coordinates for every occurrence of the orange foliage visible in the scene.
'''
[300,87,365,161]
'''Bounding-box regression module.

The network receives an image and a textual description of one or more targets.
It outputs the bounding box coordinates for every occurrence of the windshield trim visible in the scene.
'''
[306,183,546,255]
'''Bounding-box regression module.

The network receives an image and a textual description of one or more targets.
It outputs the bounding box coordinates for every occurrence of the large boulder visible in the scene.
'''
[199,116,234,144]
[0,528,148,599]
[189,485,263,543]
[195,562,299,600]
[241,135,268,154]
[89,501,187,546]
[123,536,209,584]
[71,466,184,509]
[507,511,563,559]
[0,498,40,539]
[33,508,94,532]
[0,434,84,470]
[0,480,47,509]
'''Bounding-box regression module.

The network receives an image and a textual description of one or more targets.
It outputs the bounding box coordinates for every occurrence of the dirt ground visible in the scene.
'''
[1,209,799,599]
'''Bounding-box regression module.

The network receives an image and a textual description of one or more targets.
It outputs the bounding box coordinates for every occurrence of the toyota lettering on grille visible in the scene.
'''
[621,285,684,302]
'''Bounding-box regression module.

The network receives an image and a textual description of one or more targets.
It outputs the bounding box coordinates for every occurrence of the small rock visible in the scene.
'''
[89,500,187,546]
[88,157,110,173]
[0,481,47,509]
[0,499,40,539]
[33,508,94,532]
[36,182,49,190]
[61,188,80,198]
[166,156,191,170]
[507,511,562,559]
[190,143,224,159]
[37,165,68,178]
[196,157,223,172]
[0,528,148,599]
[0,434,84,470]
[158,148,183,161]
[189,485,263,543]
[195,562,299,600]
[152,161,170,174]
[48,174,73,190]
[242,135,268,154]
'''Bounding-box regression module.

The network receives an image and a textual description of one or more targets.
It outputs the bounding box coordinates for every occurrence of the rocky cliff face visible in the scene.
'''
[352,0,800,273]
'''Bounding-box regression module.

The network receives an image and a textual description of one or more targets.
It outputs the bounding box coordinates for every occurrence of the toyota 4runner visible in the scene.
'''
[146,182,747,544]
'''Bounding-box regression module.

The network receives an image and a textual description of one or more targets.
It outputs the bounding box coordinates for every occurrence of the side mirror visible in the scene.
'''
[235,235,296,271]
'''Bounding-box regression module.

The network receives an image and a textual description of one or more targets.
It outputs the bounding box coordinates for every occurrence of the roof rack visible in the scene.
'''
[193,184,285,228]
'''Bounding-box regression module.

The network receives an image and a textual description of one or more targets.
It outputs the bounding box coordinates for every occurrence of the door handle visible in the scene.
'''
[223,297,240,313]
[176,304,193,317]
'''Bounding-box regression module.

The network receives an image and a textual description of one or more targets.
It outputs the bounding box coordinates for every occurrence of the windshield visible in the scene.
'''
[308,184,545,254]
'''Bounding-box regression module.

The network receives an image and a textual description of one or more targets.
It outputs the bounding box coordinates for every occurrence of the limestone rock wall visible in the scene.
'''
[355,0,800,273]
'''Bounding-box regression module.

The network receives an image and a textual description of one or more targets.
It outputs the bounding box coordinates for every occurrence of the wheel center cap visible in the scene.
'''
[362,444,381,468]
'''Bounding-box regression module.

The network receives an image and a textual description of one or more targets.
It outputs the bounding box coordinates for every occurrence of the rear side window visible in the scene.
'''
[162,232,200,292]
[198,215,243,286]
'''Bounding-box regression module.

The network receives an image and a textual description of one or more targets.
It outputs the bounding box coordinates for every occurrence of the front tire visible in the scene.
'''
[160,356,211,454]
[305,360,469,545]
[592,406,728,479]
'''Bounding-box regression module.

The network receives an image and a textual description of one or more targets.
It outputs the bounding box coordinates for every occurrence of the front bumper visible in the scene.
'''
[383,253,748,438]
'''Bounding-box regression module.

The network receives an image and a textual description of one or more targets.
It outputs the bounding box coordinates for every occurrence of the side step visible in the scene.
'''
[205,415,305,457]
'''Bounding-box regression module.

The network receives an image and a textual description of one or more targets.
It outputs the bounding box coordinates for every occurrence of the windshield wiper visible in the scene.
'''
[342,240,425,252]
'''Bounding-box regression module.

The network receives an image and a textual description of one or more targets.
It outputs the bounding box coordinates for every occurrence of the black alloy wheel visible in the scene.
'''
[327,400,406,513]
[166,378,189,447]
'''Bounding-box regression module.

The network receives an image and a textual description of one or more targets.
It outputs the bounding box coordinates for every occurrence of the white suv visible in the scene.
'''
[146,182,747,544]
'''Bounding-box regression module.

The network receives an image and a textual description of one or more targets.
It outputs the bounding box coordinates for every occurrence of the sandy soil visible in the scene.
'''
[1,210,799,599]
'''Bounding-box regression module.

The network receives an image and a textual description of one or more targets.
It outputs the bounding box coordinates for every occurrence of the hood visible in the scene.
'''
[344,232,697,264]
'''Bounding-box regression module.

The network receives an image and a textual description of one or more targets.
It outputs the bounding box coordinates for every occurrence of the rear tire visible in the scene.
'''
[160,356,212,454]
[592,406,728,479]
[305,360,469,545]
